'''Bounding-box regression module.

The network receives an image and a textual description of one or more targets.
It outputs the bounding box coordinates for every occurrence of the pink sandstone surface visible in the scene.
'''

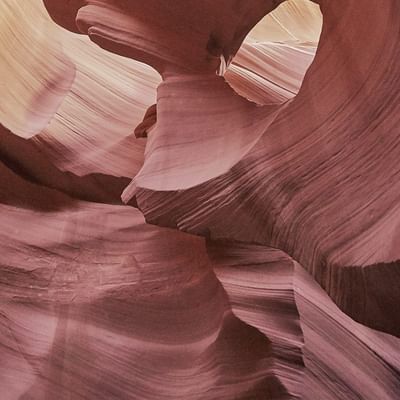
[0,0,399,398]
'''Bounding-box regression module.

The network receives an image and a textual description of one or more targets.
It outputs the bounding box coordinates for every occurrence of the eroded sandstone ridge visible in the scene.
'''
[0,0,399,399]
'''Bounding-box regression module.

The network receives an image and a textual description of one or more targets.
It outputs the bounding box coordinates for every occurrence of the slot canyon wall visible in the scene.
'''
[0,0,399,399]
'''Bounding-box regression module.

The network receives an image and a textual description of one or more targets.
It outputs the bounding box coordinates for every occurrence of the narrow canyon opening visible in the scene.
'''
[225,0,322,105]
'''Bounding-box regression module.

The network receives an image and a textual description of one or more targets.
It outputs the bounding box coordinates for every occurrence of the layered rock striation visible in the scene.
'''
[1,0,399,398]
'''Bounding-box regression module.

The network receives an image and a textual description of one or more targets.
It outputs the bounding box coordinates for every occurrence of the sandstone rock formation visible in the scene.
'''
[1,0,399,398]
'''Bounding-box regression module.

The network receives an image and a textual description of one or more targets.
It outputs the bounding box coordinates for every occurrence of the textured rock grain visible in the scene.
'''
[1,0,400,398]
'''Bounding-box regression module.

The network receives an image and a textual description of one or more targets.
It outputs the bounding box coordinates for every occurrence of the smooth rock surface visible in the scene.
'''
[1,0,399,398]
